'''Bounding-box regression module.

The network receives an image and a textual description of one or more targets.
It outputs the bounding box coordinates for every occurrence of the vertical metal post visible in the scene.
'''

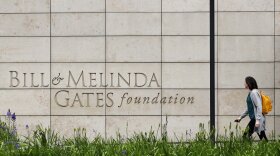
[210,0,216,143]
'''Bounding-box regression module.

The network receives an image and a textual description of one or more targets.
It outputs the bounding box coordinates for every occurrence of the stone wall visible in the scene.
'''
[0,0,279,140]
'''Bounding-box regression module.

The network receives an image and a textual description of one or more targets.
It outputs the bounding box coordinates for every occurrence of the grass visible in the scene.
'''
[1,117,280,155]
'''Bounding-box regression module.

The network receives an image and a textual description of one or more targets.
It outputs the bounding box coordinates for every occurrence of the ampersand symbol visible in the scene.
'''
[52,73,64,85]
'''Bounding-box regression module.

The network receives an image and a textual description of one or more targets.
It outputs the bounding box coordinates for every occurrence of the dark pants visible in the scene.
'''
[243,119,268,141]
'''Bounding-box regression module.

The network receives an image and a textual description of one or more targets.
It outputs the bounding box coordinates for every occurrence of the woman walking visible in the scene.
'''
[235,76,268,141]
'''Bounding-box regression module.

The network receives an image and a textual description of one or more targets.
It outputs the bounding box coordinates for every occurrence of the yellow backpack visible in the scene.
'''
[260,91,272,115]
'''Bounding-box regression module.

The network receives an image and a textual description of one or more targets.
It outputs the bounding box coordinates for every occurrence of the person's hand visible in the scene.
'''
[234,118,241,123]
[255,120,260,128]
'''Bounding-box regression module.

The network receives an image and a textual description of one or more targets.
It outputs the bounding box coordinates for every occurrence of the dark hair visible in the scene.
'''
[245,76,258,90]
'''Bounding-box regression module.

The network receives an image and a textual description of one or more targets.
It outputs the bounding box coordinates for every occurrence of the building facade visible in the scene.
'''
[0,0,279,140]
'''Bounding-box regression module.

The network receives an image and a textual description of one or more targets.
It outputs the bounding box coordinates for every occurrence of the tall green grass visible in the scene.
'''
[1,117,280,155]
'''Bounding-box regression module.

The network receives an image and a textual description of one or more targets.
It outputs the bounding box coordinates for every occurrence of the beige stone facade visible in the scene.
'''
[0,0,279,141]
